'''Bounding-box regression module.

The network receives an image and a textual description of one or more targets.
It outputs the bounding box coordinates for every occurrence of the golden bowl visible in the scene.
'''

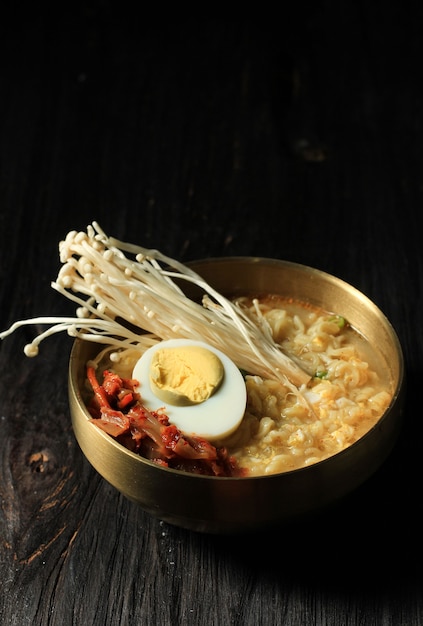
[68,257,405,533]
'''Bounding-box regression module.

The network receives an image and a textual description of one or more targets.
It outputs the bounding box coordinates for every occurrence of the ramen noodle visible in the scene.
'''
[96,295,393,476]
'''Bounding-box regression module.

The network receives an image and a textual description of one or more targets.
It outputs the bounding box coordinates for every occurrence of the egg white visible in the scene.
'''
[132,339,247,441]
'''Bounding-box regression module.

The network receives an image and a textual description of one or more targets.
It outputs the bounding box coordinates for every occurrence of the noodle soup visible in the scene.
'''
[97,294,393,477]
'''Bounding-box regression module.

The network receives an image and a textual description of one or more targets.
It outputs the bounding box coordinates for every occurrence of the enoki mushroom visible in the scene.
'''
[0,222,311,394]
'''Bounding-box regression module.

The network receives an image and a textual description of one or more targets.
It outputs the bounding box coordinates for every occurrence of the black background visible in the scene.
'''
[1,5,422,625]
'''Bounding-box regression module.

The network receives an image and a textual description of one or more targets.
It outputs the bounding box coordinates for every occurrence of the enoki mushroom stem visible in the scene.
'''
[0,222,311,390]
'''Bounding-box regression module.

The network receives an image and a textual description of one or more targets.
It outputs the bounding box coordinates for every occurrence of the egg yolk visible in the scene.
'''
[149,345,224,406]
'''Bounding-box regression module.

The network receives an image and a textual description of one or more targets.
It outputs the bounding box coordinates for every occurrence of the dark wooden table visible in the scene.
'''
[1,7,422,625]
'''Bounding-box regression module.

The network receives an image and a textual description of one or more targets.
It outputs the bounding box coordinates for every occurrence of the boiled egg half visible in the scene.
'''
[132,338,247,441]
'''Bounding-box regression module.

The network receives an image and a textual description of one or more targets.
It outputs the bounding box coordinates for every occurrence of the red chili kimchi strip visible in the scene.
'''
[86,366,246,477]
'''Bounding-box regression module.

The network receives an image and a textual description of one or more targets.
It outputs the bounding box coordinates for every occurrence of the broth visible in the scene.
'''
[89,295,393,476]
[214,295,393,474]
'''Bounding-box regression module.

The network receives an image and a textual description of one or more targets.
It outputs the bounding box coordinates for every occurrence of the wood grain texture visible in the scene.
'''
[1,6,422,625]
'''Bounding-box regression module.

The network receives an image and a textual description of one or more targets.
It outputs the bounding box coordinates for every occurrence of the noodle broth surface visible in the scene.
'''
[93,295,393,476]
[215,295,393,474]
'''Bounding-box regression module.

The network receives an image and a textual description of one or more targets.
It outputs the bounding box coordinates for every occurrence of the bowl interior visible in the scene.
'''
[68,257,405,533]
